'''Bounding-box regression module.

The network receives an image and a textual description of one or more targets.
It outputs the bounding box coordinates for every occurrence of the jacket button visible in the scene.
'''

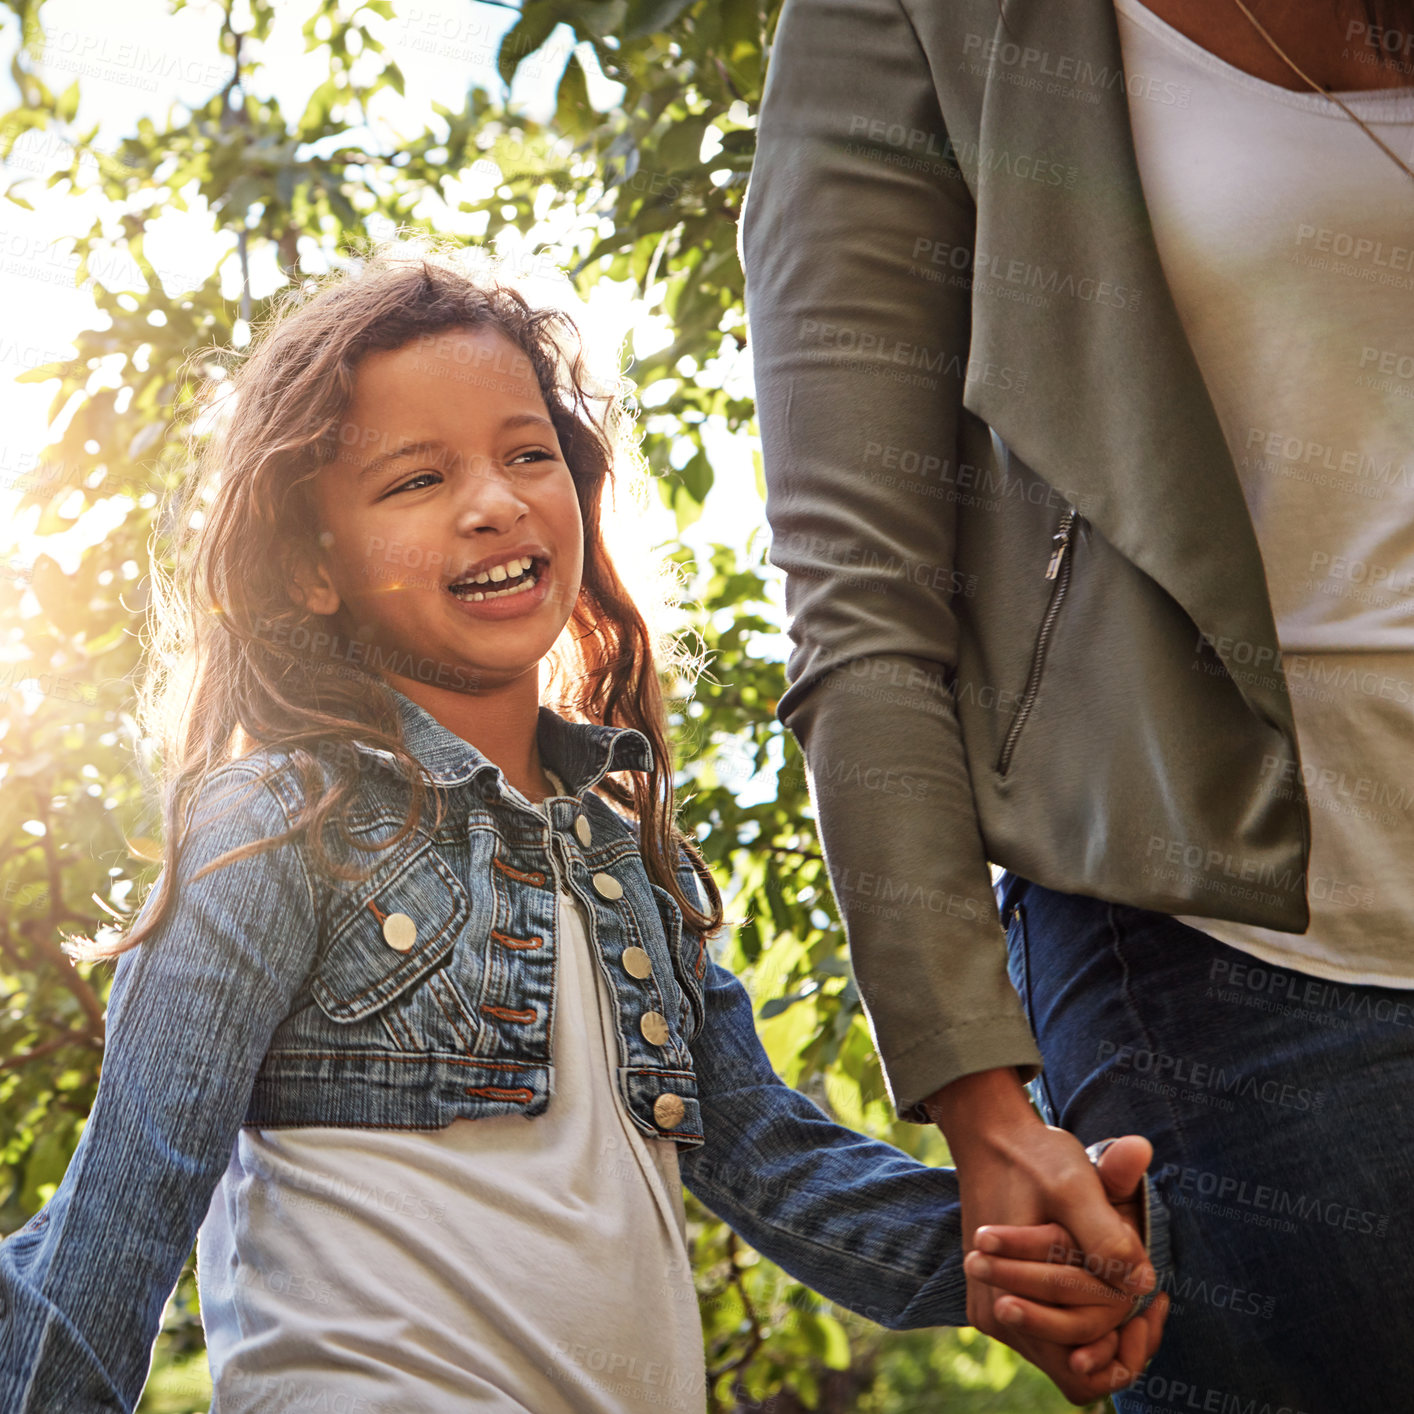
[574,815,592,846]
[592,871,623,901]
[382,913,417,951]
[640,1011,670,1046]
[653,1093,685,1130]
[621,946,653,979]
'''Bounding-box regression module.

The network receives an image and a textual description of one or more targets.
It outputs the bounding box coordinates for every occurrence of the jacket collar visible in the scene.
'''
[961,0,1293,738]
[362,685,654,795]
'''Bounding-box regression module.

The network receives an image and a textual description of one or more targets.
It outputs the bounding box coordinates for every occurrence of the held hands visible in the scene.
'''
[964,1136,1169,1402]
[925,1070,1169,1404]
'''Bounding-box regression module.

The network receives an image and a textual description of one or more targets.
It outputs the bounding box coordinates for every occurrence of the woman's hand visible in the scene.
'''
[925,1071,1165,1403]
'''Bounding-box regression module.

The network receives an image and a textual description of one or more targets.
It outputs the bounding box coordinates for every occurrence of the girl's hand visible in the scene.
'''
[966,1222,1159,1339]
[967,1229,1168,1403]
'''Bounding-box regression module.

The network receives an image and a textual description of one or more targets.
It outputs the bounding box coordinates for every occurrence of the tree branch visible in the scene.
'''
[31,801,108,1040]
[762,845,823,864]
[0,1030,101,1072]
[706,1232,766,1384]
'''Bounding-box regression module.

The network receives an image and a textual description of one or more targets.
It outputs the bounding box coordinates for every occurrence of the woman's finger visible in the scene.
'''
[1090,1134,1153,1206]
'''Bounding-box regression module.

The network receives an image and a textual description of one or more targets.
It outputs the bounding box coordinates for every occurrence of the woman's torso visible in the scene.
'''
[1111,0,1414,982]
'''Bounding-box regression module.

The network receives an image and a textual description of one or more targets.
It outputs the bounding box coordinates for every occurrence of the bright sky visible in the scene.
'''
[0,0,770,606]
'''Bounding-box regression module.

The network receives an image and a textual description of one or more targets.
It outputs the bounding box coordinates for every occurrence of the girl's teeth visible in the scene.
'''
[450,557,539,599]
[457,572,538,603]
[473,554,533,585]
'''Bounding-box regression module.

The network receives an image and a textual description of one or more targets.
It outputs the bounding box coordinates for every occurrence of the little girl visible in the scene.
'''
[0,240,1165,1413]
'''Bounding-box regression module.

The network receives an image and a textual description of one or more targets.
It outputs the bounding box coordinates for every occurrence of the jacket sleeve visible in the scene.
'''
[0,762,321,1414]
[738,0,1042,1121]
[678,946,970,1330]
[675,890,1175,1329]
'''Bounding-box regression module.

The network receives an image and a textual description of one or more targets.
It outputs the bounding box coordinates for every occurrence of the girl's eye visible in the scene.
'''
[379,453,553,497]
[385,471,442,497]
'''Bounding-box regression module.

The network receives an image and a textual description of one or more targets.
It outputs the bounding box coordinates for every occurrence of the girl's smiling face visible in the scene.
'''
[299,324,585,695]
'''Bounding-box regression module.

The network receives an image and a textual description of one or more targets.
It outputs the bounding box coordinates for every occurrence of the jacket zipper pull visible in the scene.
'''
[1045,506,1078,580]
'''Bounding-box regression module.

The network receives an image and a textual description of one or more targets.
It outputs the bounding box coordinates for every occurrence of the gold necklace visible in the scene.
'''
[1227,0,1414,182]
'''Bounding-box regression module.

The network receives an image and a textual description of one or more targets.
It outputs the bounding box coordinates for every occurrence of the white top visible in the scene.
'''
[1112,0,1414,984]
[196,782,708,1413]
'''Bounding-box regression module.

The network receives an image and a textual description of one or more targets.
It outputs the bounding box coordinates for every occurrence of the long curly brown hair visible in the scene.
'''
[67,236,722,962]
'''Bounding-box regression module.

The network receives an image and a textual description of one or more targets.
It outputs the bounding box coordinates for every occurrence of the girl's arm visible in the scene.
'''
[0,760,321,1414]
[677,941,1171,1398]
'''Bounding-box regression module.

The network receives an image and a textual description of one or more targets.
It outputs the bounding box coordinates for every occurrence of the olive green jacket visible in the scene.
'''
[739,0,1312,1121]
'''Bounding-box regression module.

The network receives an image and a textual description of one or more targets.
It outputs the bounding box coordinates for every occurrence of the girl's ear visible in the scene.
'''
[289,533,342,616]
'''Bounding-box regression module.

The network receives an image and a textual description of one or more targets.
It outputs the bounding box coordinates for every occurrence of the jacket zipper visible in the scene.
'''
[995,505,1080,776]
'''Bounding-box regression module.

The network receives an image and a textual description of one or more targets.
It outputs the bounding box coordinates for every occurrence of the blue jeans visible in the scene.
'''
[995,871,1414,1414]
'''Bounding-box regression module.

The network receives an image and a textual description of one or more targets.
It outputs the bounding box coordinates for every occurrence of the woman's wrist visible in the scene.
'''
[922,1066,1046,1159]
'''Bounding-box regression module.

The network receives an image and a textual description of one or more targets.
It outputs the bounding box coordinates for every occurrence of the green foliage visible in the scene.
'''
[0,1,1092,1409]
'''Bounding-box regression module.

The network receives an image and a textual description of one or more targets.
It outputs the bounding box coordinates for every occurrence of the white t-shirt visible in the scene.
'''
[1113,0,1414,985]
[196,783,708,1413]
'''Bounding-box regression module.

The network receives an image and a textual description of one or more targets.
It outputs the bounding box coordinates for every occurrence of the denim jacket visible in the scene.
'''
[0,687,1169,1412]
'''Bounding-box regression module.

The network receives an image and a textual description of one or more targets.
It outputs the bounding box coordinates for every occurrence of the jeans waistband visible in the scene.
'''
[994,868,1032,925]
